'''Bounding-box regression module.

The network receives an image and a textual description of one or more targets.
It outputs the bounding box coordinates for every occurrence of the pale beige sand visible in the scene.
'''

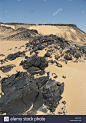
[0,24,86,115]
[28,25,86,43]
[48,62,86,115]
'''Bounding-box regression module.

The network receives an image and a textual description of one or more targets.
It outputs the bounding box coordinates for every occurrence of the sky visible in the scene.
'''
[0,0,86,32]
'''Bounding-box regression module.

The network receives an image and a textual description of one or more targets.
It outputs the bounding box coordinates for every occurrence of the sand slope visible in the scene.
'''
[0,23,86,115]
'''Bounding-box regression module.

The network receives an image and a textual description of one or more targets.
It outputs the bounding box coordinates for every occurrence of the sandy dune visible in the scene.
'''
[0,23,86,115]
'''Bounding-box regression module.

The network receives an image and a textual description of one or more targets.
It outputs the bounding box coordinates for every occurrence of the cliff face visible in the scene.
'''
[0,22,77,27]
[0,22,86,43]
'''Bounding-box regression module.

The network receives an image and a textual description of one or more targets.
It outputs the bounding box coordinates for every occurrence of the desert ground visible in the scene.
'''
[0,23,86,115]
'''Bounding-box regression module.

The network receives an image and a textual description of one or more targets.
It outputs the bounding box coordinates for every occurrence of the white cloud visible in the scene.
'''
[18,0,20,1]
[69,0,71,1]
[44,0,46,1]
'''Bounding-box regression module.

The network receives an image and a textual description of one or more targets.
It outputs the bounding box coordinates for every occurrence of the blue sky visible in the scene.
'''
[0,0,86,32]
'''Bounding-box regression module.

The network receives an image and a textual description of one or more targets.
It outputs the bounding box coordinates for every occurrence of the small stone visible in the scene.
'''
[74,52,81,59]
[62,101,66,105]
[62,76,66,79]
[25,56,28,59]
[58,112,62,114]
[40,70,45,75]
[57,82,61,86]
[35,52,38,55]
[30,51,33,55]
[57,63,62,67]
[45,53,50,57]
[55,56,60,60]
[38,45,44,50]
[64,55,72,60]
[47,72,50,77]
[54,75,58,78]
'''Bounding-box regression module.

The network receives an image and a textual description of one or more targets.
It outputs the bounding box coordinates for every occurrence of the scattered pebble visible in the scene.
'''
[57,82,61,86]
[62,101,66,105]
[54,75,58,78]
[62,76,66,79]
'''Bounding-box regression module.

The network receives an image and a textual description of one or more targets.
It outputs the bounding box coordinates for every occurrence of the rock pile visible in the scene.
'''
[0,25,14,33]
[20,54,48,74]
[25,34,86,62]
[6,51,26,61]
[43,80,64,112]
[6,29,38,41]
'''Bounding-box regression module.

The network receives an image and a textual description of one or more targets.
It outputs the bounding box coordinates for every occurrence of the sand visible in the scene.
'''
[0,24,86,115]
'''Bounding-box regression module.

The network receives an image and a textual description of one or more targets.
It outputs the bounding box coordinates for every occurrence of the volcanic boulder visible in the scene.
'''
[0,71,64,114]
[0,72,38,115]
[20,54,48,72]
[0,64,16,73]
[6,51,26,61]
[42,80,64,112]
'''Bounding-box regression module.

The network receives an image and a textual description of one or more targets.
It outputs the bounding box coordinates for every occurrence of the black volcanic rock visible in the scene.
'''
[42,80,64,112]
[6,51,26,61]
[0,72,64,115]
[0,64,16,73]
[0,54,5,57]
[36,76,49,88]
[38,45,44,50]
[0,72,38,115]
[27,67,41,75]
[62,76,66,79]
[20,54,48,70]
[0,60,5,64]
[45,53,51,57]
[74,52,81,59]
[64,55,72,60]
[39,70,45,75]
[55,56,60,60]
[6,29,38,41]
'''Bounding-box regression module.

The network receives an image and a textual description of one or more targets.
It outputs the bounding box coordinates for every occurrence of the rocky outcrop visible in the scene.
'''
[42,80,64,112]
[45,53,51,57]
[25,34,86,63]
[6,51,26,61]
[0,72,38,115]
[27,67,41,75]
[20,54,48,73]
[0,64,16,73]
[6,29,38,41]
[64,54,72,60]
[0,72,64,115]
[0,25,14,33]
[74,52,81,59]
